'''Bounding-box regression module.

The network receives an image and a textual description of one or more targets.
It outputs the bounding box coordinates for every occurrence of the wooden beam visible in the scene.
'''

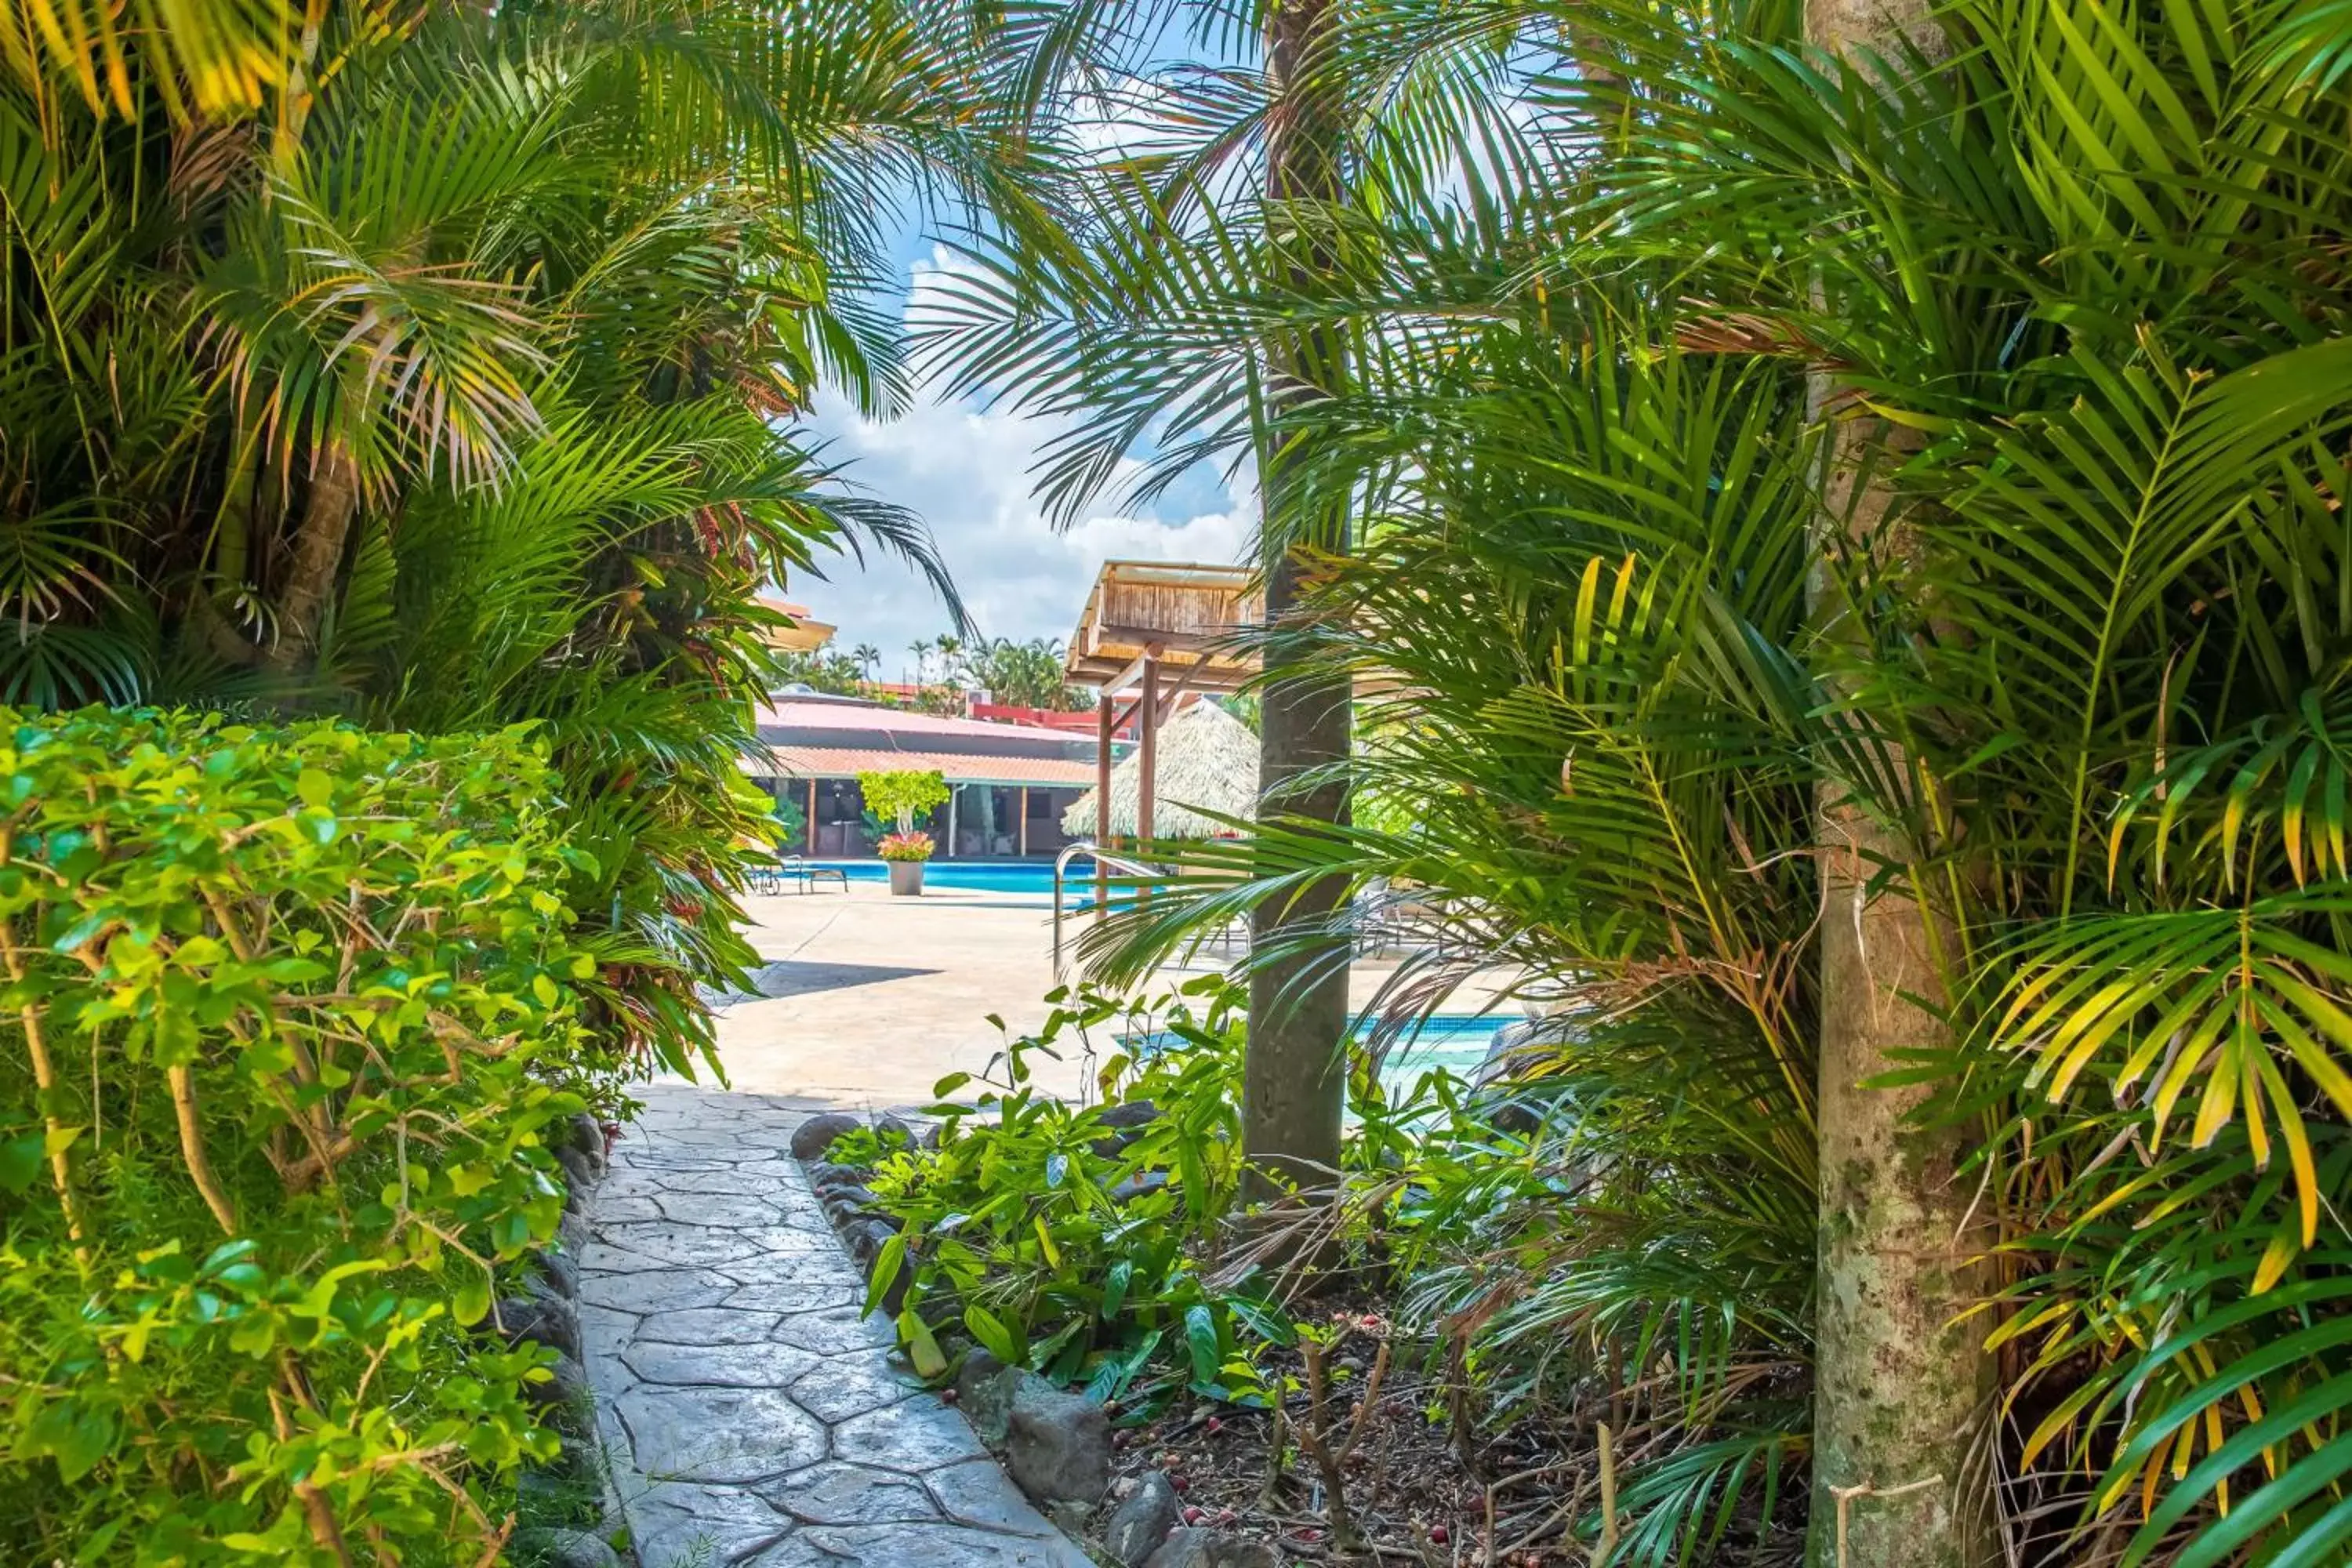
[1068,651,1253,695]
[1096,643,1164,701]
[1092,624,1237,653]
[1138,657,1158,847]
[1019,785,1030,858]
[1153,655,1204,727]
[1094,694,1113,914]
[806,778,817,854]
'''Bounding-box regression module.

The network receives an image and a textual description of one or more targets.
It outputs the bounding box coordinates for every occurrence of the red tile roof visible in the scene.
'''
[746,746,1098,786]
[757,696,1086,745]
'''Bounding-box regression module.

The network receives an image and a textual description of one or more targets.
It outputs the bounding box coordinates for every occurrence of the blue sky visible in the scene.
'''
[788,20,1262,677]
[790,214,1254,681]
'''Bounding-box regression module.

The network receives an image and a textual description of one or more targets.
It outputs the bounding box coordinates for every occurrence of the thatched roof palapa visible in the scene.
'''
[1064,700,1257,839]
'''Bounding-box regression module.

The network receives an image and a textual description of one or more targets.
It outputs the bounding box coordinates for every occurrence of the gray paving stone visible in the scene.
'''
[652,1165,810,1196]
[631,1307,789,1347]
[577,1304,639,1348]
[769,1304,897,1355]
[715,1243,863,1287]
[761,1459,943,1526]
[580,1244,695,1275]
[650,1190,797,1227]
[579,1087,1087,1568]
[619,1384,829,1483]
[580,1266,738,1315]
[927,1457,1066,1537]
[623,1339,824,1388]
[718,1280,868,1316]
[627,1481,794,1568]
[787,1358,923,1423]
[831,1397,987,1474]
[597,1221,784,1266]
[746,1523,1090,1566]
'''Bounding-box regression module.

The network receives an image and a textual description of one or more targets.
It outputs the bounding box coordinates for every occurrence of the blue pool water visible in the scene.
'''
[808,858,1087,895]
[1129,1013,1508,1099]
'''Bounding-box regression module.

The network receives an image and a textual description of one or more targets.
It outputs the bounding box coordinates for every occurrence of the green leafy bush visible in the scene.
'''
[866,978,1289,1406]
[857,770,951,836]
[0,709,608,1562]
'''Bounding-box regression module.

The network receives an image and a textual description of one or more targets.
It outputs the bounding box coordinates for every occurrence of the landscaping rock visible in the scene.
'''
[532,1247,582,1301]
[1473,1021,1552,1137]
[554,1144,597,1210]
[1103,1471,1182,1566]
[1107,1171,1170,1203]
[493,1294,584,1362]
[513,1526,623,1568]
[790,1112,862,1161]
[822,1182,880,1217]
[844,1217,895,1269]
[564,1112,610,1179]
[876,1113,915,1149]
[1004,1377,1112,1504]
[955,1351,1018,1445]
[558,1210,592,1257]
[1142,1529,1279,1568]
[1089,1100,1160,1157]
[525,1352,593,1428]
[808,1161,864,1196]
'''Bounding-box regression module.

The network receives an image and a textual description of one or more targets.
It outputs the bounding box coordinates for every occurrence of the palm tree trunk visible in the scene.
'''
[1243,0,1351,1203]
[1802,6,1994,1566]
[269,439,360,672]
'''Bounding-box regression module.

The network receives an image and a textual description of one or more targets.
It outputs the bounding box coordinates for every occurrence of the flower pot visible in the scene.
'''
[887,860,926,896]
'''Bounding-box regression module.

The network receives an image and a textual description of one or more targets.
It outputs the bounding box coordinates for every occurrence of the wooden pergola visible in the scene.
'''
[1066,561,1260,891]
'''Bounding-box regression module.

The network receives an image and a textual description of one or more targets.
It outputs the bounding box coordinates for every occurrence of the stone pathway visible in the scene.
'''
[578,1084,1091,1567]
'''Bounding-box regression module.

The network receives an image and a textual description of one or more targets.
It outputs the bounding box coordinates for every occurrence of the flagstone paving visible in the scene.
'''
[579,1084,1091,1568]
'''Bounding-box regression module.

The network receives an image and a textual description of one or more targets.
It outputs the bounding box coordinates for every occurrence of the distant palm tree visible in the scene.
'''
[852,643,880,680]
[906,638,931,684]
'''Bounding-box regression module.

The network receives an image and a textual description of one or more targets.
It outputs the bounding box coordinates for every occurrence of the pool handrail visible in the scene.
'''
[1051,840,1164,981]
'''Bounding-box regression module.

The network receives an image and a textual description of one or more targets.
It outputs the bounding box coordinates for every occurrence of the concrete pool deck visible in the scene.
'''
[701,881,1519,1112]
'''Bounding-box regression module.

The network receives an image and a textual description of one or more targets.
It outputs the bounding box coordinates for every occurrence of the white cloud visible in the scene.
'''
[786,249,1255,677]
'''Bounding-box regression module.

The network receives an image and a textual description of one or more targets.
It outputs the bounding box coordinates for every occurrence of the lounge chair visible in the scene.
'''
[778,855,848,893]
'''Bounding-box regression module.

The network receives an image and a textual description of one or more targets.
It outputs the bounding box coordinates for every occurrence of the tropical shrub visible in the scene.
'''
[0,0,1012,1082]
[932,1,2352,1562]
[0,708,605,1562]
[866,979,1282,1406]
[859,771,953,836]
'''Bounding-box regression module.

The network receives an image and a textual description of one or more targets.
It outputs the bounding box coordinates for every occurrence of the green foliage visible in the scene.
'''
[858,770,953,835]
[767,795,808,851]
[0,707,610,1563]
[0,0,1023,1080]
[866,979,1287,1409]
[949,636,1094,711]
[776,650,877,696]
[929,1,2352,1562]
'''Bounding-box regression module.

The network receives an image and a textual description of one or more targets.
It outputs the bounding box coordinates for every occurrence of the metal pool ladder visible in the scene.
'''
[1051,840,1163,981]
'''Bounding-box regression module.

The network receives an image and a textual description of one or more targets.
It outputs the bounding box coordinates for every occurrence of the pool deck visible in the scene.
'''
[703,881,1518,1112]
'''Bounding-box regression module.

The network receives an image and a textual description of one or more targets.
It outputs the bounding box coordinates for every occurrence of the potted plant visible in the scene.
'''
[877,829,935,894]
[857,770,952,895]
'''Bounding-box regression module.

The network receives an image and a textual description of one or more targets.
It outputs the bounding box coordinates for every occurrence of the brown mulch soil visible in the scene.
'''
[1097,1305,1600,1567]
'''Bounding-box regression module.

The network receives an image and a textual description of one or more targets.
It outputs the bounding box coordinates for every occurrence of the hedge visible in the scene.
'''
[0,709,610,1562]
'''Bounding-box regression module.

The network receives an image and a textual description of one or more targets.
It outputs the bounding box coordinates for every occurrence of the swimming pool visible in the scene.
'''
[1371,1013,1512,1080]
[807,858,1088,895]
[1127,1013,1510,1100]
